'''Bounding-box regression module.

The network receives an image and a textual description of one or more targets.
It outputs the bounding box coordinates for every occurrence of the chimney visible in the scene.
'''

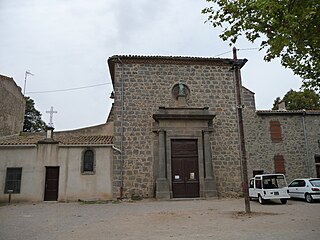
[278,101,286,111]
[45,126,54,140]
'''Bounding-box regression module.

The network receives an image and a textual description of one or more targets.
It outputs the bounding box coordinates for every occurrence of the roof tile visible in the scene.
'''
[0,133,113,146]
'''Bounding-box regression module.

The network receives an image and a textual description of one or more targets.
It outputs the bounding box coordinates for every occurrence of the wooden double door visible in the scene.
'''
[171,140,199,198]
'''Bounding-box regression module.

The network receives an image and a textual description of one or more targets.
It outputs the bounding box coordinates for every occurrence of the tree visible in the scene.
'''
[23,97,47,132]
[202,0,320,91]
[272,89,320,110]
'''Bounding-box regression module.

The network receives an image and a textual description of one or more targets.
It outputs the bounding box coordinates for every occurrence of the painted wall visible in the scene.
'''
[0,144,113,202]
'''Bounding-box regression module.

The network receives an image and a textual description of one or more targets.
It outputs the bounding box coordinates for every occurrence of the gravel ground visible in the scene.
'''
[0,198,319,240]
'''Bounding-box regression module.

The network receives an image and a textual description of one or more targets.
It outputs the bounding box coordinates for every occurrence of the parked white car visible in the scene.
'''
[249,174,290,204]
[288,178,320,203]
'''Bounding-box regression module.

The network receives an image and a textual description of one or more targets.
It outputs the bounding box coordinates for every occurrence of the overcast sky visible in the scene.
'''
[0,0,302,131]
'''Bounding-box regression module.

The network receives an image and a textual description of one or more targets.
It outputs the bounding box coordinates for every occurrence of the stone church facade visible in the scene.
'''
[108,55,248,199]
[107,55,320,200]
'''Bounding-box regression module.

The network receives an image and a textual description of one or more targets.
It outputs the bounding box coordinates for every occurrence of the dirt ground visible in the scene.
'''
[0,198,319,240]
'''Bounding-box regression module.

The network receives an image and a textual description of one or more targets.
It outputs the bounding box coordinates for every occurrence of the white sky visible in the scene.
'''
[0,0,302,131]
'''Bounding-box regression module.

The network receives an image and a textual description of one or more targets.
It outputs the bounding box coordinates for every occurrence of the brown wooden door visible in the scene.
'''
[171,140,199,198]
[44,167,59,201]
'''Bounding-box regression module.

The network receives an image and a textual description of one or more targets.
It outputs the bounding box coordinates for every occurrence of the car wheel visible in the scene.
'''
[280,199,287,204]
[305,193,313,203]
[258,195,265,204]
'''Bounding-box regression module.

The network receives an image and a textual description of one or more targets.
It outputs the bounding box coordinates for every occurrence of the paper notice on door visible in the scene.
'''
[190,172,195,180]
[175,175,180,180]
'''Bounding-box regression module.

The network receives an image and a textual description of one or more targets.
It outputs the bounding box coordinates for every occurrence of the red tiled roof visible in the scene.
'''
[0,133,113,146]
[58,135,113,145]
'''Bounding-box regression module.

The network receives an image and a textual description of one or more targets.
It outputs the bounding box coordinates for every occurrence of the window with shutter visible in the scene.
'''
[274,155,286,174]
[270,121,282,143]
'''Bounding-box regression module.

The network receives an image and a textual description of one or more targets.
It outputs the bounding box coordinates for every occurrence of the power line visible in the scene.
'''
[26,82,112,94]
[214,47,260,57]
[214,50,232,57]
[238,47,260,51]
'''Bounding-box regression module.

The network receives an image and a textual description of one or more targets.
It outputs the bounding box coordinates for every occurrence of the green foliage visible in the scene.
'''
[131,194,143,201]
[272,89,320,110]
[272,97,282,110]
[23,97,47,132]
[202,0,320,90]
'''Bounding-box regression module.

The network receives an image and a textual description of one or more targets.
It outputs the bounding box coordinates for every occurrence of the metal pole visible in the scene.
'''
[302,111,312,177]
[8,190,13,204]
[23,71,27,95]
[233,47,251,213]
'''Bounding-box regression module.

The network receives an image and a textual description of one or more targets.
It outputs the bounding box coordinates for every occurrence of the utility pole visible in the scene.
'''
[233,47,251,213]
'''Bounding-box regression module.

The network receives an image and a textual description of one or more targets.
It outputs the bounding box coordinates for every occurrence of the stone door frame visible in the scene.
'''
[153,107,217,199]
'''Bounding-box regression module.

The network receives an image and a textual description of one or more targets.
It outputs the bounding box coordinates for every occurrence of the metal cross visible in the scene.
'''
[46,106,58,127]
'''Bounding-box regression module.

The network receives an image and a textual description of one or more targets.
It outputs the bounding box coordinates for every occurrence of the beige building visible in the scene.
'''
[0,124,114,202]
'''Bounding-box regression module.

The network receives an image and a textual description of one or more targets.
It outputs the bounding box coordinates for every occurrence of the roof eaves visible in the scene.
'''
[107,55,247,85]
[59,144,114,147]
[0,144,37,148]
[256,110,320,115]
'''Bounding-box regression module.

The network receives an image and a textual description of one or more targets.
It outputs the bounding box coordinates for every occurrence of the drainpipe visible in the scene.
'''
[118,57,125,199]
[302,110,311,177]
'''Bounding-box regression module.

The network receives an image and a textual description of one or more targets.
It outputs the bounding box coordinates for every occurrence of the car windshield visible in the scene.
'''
[262,175,287,189]
[310,179,320,187]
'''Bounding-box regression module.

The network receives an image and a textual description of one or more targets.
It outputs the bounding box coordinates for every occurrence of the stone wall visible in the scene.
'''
[0,75,25,137]
[110,57,244,198]
[243,108,320,183]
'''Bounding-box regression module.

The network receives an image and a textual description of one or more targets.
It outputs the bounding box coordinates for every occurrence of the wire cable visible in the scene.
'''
[214,47,260,57]
[26,82,112,94]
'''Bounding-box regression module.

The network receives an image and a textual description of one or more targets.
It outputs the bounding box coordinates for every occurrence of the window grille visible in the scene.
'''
[4,168,22,193]
[82,150,95,173]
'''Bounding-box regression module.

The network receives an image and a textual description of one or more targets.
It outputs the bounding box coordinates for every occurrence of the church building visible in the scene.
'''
[108,55,250,199]
[107,55,320,199]
[1,55,319,202]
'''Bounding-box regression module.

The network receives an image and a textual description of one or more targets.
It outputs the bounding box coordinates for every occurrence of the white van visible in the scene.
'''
[249,174,290,204]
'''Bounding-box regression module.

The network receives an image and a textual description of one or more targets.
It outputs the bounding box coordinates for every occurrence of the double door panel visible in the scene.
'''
[171,140,199,198]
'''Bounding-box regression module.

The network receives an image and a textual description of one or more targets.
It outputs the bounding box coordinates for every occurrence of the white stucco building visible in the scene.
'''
[0,124,114,203]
